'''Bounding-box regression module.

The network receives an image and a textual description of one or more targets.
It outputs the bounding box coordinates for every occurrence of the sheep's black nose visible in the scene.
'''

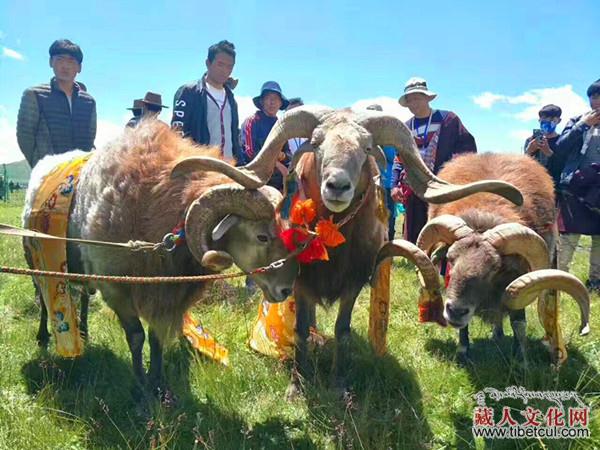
[325,180,351,194]
[446,303,469,318]
[280,288,292,298]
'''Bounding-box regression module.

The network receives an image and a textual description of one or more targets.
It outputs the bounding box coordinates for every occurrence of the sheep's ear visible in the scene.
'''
[212,214,239,241]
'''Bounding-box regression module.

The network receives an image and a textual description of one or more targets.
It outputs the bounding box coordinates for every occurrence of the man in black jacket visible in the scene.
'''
[17,39,96,167]
[171,40,243,164]
[554,79,600,293]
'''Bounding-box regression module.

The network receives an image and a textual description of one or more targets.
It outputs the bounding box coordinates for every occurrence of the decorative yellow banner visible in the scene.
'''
[26,154,91,357]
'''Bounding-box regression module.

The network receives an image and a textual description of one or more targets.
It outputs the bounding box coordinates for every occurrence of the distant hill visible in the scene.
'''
[3,160,31,185]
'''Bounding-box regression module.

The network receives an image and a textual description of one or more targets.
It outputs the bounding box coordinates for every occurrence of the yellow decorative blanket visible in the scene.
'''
[25,154,91,357]
[25,154,229,364]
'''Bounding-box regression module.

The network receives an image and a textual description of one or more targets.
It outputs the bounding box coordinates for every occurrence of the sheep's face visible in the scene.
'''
[313,119,373,213]
[213,216,297,302]
[443,234,502,328]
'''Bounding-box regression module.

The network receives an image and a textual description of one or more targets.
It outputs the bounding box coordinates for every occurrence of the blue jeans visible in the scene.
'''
[384,187,397,241]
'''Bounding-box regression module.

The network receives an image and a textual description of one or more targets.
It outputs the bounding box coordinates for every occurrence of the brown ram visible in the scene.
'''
[416,153,590,364]
[23,120,298,395]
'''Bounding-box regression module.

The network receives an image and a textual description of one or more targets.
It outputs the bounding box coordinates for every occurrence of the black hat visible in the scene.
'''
[587,79,600,98]
[538,104,562,118]
[49,39,83,64]
[253,81,289,110]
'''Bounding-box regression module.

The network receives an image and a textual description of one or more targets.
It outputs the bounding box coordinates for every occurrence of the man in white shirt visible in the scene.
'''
[171,40,243,163]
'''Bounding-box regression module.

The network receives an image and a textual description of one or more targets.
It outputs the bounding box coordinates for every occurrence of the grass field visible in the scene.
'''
[0,191,598,449]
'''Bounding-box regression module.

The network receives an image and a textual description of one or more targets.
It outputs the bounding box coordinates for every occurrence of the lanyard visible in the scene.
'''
[412,112,433,149]
[205,84,228,152]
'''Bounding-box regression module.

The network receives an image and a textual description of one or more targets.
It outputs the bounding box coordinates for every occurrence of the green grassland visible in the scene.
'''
[0,191,598,449]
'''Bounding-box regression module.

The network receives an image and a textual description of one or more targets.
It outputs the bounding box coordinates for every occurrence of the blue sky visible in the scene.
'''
[1,0,598,163]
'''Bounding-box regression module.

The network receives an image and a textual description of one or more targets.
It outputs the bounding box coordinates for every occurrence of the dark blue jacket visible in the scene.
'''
[555,115,592,186]
[171,77,243,164]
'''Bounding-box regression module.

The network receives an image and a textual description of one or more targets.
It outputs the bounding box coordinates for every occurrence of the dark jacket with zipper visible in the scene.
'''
[170,76,243,164]
[17,78,96,167]
[555,115,600,235]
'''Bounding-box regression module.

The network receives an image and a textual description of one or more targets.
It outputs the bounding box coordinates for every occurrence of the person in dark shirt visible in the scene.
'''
[523,104,563,187]
[391,77,477,243]
[554,79,600,293]
[126,99,143,128]
[17,39,96,167]
[241,81,291,191]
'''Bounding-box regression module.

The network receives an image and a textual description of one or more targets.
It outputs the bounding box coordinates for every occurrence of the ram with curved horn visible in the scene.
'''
[174,106,526,398]
[419,153,590,365]
[22,120,297,397]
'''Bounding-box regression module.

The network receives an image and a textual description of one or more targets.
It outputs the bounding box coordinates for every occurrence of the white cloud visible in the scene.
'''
[94,119,123,150]
[473,92,506,109]
[473,85,588,122]
[0,107,24,164]
[237,95,257,124]
[351,96,412,121]
[2,46,25,61]
[509,129,532,142]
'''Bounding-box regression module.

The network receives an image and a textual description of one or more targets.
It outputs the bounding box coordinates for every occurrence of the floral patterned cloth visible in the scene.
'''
[25,154,229,364]
[25,153,91,357]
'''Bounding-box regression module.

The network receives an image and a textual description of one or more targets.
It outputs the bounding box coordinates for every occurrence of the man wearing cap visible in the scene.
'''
[241,81,292,190]
[523,104,563,187]
[171,40,243,163]
[17,39,96,167]
[127,93,169,127]
[126,99,144,128]
[554,79,600,293]
[391,77,477,243]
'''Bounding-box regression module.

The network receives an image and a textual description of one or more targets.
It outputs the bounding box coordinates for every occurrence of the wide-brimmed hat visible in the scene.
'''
[253,81,289,110]
[127,99,144,111]
[398,77,437,107]
[141,91,169,109]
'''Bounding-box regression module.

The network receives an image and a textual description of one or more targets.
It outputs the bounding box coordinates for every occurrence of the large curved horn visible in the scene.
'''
[483,223,549,271]
[185,184,282,270]
[373,239,447,326]
[416,215,473,255]
[288,140,316,173]
[502,269,590,336]
[356,113,524,206]
[373,239,441,292]
[171,107,332,189]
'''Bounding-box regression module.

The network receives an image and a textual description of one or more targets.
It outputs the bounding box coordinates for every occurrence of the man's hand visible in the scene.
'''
[391,187,404,203]
[526,138,540,155]
[581,109,600,127]
[538,136,553,156]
